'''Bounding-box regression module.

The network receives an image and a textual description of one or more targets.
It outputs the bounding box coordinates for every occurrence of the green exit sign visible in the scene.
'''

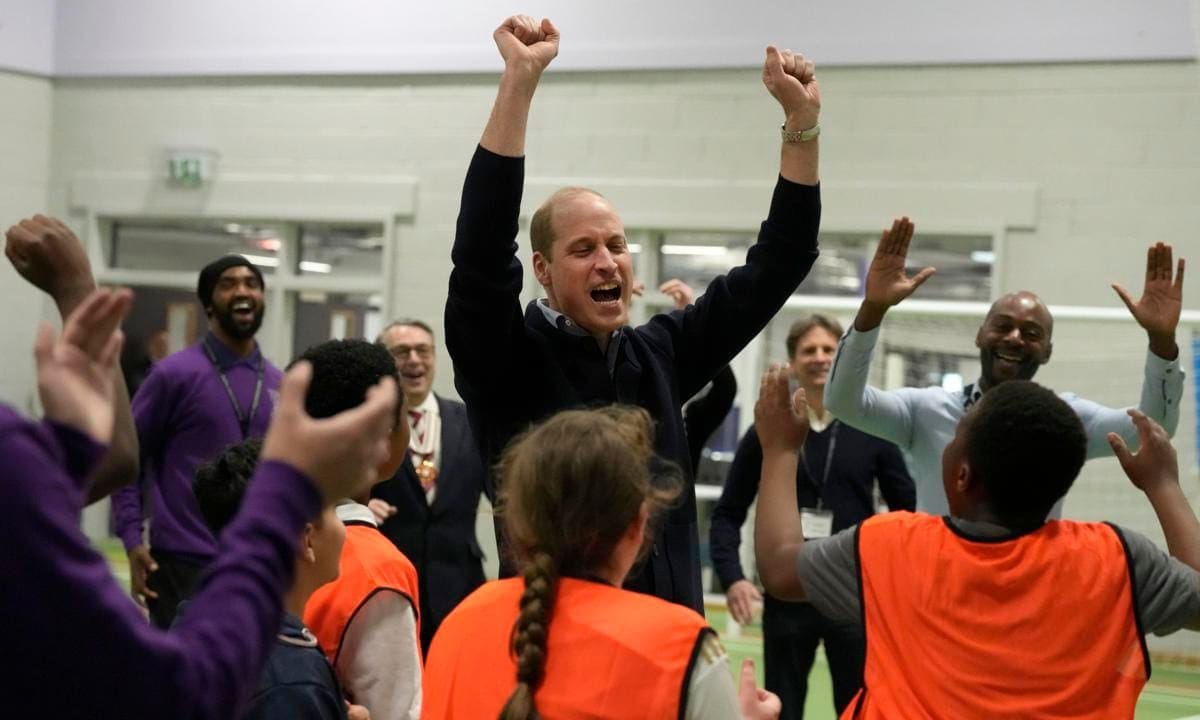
[166,150,217,187]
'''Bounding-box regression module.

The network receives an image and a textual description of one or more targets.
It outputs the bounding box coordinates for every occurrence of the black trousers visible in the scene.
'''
[763,595,864,720]
[146,550,208,629]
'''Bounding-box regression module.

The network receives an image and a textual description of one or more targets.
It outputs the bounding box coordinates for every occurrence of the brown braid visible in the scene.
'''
[498,552,557,720]
[494,406,682,719]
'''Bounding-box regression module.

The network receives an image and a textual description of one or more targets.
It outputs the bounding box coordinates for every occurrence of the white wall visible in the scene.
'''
[0,70,53,410]
[50,0,1196,77]
[0,0,56,76]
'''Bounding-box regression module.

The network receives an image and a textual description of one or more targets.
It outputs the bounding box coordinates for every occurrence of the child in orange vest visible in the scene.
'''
[423,405,783,720]
[754,367,1200,719]
[291,339,424,720]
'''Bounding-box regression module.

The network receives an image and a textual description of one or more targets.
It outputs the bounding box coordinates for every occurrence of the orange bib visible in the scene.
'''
[843,513,1148,719]
[423,577,712,719]
[304,523,421,665]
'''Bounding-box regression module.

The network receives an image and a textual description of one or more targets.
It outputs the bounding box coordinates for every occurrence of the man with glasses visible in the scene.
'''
[370,319,488,653]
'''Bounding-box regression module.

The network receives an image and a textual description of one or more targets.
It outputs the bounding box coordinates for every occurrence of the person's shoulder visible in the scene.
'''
[436,394,466,415]
[151,344,208,377]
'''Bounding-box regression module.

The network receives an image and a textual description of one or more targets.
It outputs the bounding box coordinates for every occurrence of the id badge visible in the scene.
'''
[800,508,834,539]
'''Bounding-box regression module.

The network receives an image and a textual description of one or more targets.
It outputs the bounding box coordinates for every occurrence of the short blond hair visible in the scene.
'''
[529,186,607,258]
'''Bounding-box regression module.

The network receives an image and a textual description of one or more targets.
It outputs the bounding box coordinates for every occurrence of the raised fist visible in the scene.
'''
[762,46,821,131]
[494,15,560,74]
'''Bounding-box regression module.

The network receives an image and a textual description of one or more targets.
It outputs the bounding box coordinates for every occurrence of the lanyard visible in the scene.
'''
[202,338,265,440]
[800,420,839,509]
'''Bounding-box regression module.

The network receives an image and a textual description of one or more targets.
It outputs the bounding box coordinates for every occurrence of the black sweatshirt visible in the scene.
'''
[445,146,820,612]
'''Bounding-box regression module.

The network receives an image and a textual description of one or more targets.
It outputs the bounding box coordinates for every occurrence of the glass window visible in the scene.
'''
[655,231,752,290]
[297,223,385,277]
[292,291,384,355]
[107,218,285,274]
[798,231,994,302]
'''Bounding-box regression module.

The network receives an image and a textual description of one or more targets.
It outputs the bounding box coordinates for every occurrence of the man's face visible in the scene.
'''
[791,326,838,392]
[975,294,1052,388]
[382,324,436,407]
[532,193,634,339]
[209,266,264,340]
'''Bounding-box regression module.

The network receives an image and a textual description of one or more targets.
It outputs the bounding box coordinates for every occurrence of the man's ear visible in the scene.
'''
[1041,341,1054,365]
[532,250,552,289]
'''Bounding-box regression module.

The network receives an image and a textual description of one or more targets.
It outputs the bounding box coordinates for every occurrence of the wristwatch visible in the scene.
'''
[781,123,820,143]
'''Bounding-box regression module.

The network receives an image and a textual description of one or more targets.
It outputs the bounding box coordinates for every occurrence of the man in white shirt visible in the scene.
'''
[371,319,488,653]
[826,217,1186,515]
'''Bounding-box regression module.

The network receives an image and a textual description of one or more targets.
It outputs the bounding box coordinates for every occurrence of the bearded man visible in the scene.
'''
[112,255,283,628]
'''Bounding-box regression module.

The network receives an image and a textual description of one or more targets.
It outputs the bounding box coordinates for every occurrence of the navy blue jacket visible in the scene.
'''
[242,613,347,720]
[371,395,487,653]
[445,146,820,612]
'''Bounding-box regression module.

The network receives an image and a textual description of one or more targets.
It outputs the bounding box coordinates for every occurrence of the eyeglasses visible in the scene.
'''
[389,344,434,360]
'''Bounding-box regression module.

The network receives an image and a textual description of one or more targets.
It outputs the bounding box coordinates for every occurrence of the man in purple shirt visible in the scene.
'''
[2,286,400,719]
[112,255,283,627]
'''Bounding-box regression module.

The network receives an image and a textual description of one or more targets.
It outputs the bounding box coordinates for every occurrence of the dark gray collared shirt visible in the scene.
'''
[535,299,622,376]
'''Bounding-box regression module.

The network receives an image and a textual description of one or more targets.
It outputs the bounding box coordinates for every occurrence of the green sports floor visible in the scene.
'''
[100,540,1200,718]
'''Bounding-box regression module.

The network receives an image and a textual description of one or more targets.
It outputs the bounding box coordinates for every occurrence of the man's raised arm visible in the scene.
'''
[1108,243,1187,444]
[445,15,559,406]
[5,215,139,503]
[480,15,558,158]
[825,217,934,447]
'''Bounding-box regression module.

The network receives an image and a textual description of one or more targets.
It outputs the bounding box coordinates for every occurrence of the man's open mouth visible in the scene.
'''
[590,283,621,303]
[993,350,1024,364]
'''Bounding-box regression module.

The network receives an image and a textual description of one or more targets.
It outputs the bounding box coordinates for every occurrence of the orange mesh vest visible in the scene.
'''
[304,523,421,666]
[422,577,713,720]
[842,512,1149,719]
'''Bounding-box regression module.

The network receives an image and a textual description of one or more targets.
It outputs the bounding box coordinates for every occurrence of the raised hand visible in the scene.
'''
[35,288,132,444]
[493,15,559,74]
[659,278,696,310]
[754,364,809,454]
[762,45,820,131]
[1108,410,1179,494]
[1112,242,1184,359]
[863,217,935,310]
[6,215,96,313]
[725,579,762,626]
[738,659,782,720]
[260,361,399,504]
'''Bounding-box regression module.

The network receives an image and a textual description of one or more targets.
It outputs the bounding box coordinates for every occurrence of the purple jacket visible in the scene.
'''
[1,403,318,719]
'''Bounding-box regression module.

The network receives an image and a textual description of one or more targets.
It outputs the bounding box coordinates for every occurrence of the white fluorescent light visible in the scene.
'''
[241,254,280,267]
[970,251,995,264]
[627,243,643,254]
[661,244,727,256]
[941,373,964,393]
[299,260,333,273]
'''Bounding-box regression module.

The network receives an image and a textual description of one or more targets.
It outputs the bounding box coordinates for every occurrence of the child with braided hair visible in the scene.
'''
[422,406,781,719]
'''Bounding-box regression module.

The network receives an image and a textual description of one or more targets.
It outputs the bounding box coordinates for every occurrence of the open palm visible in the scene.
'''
[36,289,131,443]
[864,217,936,308]
[1113,242,1184,337]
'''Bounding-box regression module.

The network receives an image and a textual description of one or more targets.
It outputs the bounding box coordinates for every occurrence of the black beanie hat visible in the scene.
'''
[197,255,265,308]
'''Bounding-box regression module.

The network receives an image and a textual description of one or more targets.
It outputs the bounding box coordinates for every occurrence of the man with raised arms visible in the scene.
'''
[826,217,1185,515]
[445,14,823,610]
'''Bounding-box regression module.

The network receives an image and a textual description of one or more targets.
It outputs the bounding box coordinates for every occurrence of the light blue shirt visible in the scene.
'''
[825,325,1185,517]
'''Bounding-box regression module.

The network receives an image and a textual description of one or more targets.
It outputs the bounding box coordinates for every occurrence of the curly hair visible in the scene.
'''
[193,438,263,535]
[291,338,401,424]
[965,380,1087,526]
